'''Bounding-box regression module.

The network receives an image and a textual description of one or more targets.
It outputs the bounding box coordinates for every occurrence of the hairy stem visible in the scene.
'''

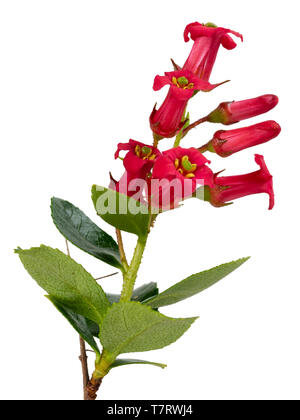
[120,235,148,302]
[87,231,150,399]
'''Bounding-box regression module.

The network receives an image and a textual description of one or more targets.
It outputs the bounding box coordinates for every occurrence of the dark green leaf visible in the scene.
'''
[91,185,151,238]
[100,302,197,356]
[132,282,159,303]
[51,197,122,270]
[145,258,250,308]
[106,282,158,305]
[16,245,110,324]
[47,296,100,354]
[85,319,100,337]
[111,358,166,369]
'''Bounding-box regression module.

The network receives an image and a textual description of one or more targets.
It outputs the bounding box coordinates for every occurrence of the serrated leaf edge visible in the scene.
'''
[16,245,111,324]
[101,301,198,357]
[144,257,250,307]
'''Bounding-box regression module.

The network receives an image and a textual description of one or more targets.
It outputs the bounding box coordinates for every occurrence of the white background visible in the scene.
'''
[1,0,299,400]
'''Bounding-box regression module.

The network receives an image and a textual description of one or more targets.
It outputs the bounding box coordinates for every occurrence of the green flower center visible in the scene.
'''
[204,22,218,28]
[174,155,197,178]
[172,77,194,90]
[135,145,156,161]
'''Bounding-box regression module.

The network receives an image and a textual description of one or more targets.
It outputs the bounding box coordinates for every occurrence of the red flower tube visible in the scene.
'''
[203,120,281,157]
[150,146,213,209]
[207,95,279,125]
[207,154,274,209]
[150,69,218,138]
[112,140,160,197]
[183,22,243,82]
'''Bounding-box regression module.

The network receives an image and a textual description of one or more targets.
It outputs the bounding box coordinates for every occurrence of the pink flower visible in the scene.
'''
[183,22,243,81]
[205,121,281,157]
[112,140,160,197]
[207,95,279,125]
[150,69,218,138]
[150,147,213,209]
[207,155,274,209]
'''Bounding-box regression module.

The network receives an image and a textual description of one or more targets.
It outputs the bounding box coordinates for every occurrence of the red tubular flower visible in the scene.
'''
[150,69,218,138]
[183,22,243,81]
[150,147,213,209]
[207,95,279,125]
[115,140,160,177]
[205,120,281,157]
[112,140,160,197]
[207,154,274,209]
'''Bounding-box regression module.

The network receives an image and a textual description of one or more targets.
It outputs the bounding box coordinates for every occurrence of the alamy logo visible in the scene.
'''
[95,176,204,214]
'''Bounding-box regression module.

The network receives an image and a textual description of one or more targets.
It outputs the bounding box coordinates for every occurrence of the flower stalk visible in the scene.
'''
[120,234,149,302]
[182,115,209,136]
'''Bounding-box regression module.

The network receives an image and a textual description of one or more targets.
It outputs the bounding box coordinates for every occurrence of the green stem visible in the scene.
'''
[173,108,189,148]
[88,232,150,398]
[119,234,149,302]
[173,129,183,148]
[93,350,115,379]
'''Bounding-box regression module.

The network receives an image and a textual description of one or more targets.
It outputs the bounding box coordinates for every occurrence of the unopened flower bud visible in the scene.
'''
[207,94,279,125]
[206,120,281,157]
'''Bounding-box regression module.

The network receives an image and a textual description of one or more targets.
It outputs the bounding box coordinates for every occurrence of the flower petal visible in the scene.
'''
[153,75,172,91]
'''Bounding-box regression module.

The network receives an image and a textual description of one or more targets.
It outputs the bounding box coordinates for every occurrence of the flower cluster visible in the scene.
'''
[112,22,280,210]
